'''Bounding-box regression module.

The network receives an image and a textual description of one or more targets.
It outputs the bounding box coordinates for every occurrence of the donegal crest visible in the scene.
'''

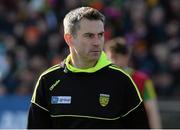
[99,94,110,107]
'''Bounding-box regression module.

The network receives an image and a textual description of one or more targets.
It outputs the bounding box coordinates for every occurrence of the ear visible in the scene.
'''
[64,33,73,47]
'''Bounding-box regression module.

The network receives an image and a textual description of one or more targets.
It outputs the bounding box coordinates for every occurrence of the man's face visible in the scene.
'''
[71,19,104,61]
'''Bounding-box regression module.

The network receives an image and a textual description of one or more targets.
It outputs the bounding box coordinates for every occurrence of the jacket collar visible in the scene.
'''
[65,51,112,73]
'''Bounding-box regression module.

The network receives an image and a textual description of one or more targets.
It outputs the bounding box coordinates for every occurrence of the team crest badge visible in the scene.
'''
[99,94,110,107]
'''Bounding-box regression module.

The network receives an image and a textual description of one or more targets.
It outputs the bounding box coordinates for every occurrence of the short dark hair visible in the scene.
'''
[105,37,130,55]
[63,7,105,37]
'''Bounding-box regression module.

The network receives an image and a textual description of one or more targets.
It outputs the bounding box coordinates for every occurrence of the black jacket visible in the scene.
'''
[27,52,149,129]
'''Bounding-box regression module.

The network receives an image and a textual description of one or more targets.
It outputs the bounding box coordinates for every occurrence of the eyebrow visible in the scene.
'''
[83,32,104,36]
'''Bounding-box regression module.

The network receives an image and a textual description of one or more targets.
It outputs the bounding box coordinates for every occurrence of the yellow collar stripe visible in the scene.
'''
[65,51,112,73]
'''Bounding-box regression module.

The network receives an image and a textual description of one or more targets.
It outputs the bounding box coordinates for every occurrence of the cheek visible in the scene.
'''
[76,41,87,52]
[101,42,104,48]
[100,38,105,46]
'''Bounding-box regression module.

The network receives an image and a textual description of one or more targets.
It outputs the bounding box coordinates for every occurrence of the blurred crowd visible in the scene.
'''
[0,0,179,99]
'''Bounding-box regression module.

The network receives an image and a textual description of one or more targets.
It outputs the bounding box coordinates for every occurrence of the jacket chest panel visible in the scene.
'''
[48,75,124,118]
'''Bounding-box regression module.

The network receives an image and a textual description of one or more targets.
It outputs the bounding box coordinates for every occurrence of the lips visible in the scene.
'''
[90,50,101,54]
[91,50,100,52]
[90,48,101,52]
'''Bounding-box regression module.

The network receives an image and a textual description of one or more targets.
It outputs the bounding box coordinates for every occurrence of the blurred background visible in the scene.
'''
[0,0,179,128]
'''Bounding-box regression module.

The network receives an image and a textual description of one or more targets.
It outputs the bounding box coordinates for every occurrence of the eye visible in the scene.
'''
[98,33,104,38]
[84,33,94,38]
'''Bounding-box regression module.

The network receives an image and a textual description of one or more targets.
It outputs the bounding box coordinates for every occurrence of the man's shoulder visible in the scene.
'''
[106,64,130,77]
[40,64,64,77]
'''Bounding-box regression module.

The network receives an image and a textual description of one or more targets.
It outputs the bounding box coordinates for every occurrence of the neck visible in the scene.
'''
[71,55,98,69]
[70,52,98,69]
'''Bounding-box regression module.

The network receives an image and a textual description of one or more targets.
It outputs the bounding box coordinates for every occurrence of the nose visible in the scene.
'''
[92,35,101,45]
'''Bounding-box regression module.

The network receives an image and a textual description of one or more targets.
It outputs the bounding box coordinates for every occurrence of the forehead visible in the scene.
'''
[78,19,104,34]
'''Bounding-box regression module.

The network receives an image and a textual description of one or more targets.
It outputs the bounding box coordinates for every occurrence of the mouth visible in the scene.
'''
[91,50,100,52]
[90,48,101,52]
[90,50,101,53]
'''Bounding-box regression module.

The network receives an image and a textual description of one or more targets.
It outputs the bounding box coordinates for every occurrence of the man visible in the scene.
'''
[27,7,149,128]
[105,37,162,128]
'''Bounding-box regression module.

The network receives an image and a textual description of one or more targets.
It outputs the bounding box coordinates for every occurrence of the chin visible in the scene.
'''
[91,53,100,60]
[88,51,101,60]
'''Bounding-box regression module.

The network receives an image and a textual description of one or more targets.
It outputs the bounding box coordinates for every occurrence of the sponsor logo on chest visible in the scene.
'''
[51,96,71,104]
